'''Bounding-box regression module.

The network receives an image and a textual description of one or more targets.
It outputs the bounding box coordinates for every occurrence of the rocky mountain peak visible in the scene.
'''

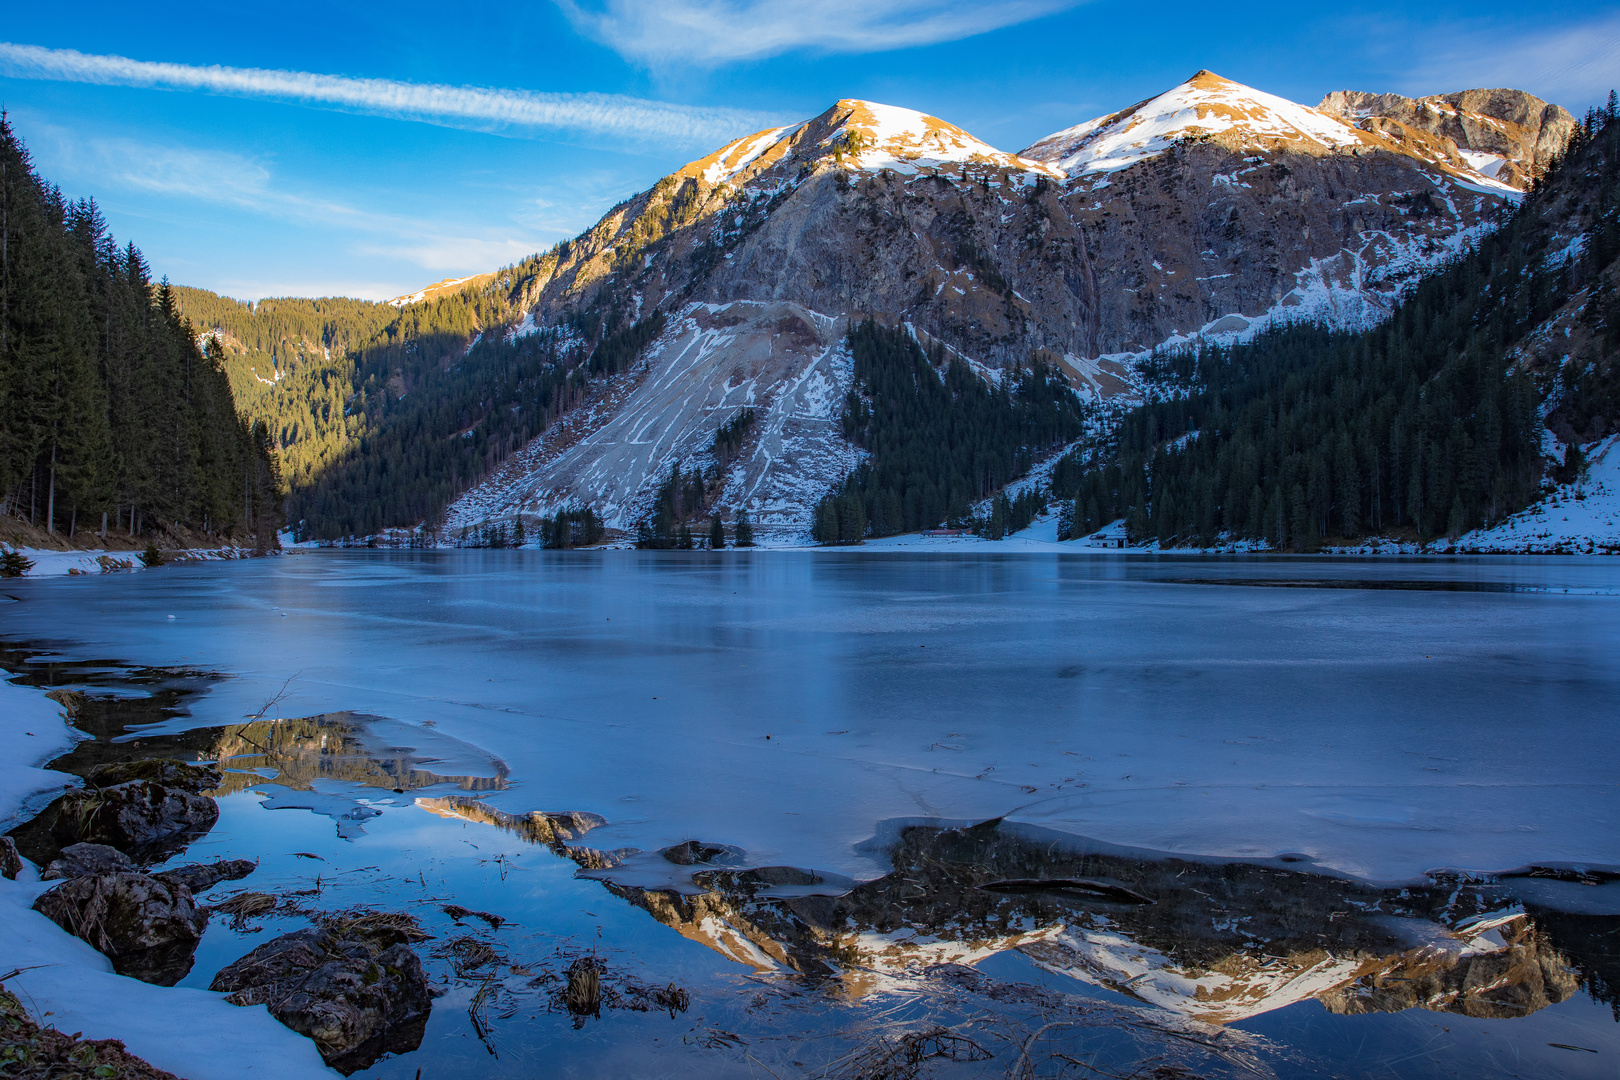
[1317,87,1576,188]
[675,98,1059,192]
[1021,69,1373,178]
[1022,70,1519,194]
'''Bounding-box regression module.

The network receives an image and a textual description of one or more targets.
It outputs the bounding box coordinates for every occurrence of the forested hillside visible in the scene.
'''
[173,252,633,540]
[1053,97,1620,551]
[812,321,1087,543]
[0,117,280,545]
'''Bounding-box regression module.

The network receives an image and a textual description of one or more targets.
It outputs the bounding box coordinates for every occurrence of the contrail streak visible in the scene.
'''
[0,42,774,144]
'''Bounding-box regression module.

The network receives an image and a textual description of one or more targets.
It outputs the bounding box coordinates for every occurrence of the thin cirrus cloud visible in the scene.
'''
[35,127,555,294]
[554,0,1084,65]
[0,41,776,145]
[1401,12,1620,110]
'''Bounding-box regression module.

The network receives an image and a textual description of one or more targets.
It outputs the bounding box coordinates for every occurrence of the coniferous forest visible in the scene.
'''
[170,254,648,542]
[812,320,1087,543]
[1053,99,1620,550]
[0,117,281,545]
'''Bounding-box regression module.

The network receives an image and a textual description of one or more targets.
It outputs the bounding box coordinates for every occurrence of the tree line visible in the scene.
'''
[0,117,280,545]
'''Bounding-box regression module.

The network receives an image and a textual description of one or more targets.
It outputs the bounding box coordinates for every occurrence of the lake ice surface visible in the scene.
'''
[4,549,1616,883]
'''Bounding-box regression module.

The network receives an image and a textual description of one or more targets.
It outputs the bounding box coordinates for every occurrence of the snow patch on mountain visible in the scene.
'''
[1453,435,1620,553]
[832,100,1061,179]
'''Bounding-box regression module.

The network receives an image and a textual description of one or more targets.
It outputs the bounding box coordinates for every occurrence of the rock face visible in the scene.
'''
[1318,88,1576,189]
[50,779,219,856]
[415,795,631,868]
[32,872,209,986]
[210,928,433,1074]
[440,70,1565,536]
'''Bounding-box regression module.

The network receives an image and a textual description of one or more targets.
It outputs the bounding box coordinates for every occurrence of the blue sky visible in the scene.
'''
[3,1,1616,301]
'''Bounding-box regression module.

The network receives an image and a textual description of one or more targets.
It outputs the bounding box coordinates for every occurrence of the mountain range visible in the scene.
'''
[172,70,1611,547]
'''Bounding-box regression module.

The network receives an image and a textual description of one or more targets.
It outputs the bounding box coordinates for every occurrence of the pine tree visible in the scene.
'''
[708,513,725,549]
[734,510,755,547]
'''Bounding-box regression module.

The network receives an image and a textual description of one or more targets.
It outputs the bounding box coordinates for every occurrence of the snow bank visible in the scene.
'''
[0,678,77,827]
[0,545,263,577]
[0,679,336,1079]
[0,871,335,1079]
[1455,435,1620,553]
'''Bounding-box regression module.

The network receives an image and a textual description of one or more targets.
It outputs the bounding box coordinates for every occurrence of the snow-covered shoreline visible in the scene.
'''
[0,544,274,577]
[0,677,335,1079]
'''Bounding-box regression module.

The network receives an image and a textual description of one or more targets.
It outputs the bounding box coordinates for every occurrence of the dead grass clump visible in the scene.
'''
[316,908,431,949]
[564,956,603,1019]
[440,935,502,977]
[213,891,277,930]
[0,978,181,1079]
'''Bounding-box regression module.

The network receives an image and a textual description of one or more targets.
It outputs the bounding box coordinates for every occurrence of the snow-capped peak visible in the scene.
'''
[681,99,1062,188]
[1022,70,1374,178]
[815,99,1062,178]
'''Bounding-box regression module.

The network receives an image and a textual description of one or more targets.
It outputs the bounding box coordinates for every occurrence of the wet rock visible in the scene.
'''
[41,842,136,880]
[154,858,256,894]
[0,836,22,880]
[210,927,432,1074]
[50,780,219,856]
[662,839,744,866]
[32,872,208,986]
[85,759,220,794]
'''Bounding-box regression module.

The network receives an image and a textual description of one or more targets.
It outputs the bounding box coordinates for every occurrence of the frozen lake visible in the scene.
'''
[3,550,1619,1078]
[5,550,1618,881]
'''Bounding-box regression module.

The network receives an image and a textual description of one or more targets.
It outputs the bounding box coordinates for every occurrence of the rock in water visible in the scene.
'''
[41,842,137,880]
[154,858,256,894]
[210,928,433,1073]
[32,872,208,985]
[51,780,219,856]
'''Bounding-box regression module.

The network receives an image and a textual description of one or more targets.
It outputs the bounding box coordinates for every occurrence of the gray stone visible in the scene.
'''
[0,835,22,880]
[51,780,218,855]
[84,759,221,795]
[32,872,208,985]
[211,927,432,1073]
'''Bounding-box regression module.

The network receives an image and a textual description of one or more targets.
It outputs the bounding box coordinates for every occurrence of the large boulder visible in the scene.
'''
[50,780,219,856]
[32,872,209,986]
[210,927,433,1074]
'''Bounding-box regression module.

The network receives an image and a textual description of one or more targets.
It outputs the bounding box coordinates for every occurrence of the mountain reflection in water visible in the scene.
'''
[429,801,1612,1027]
